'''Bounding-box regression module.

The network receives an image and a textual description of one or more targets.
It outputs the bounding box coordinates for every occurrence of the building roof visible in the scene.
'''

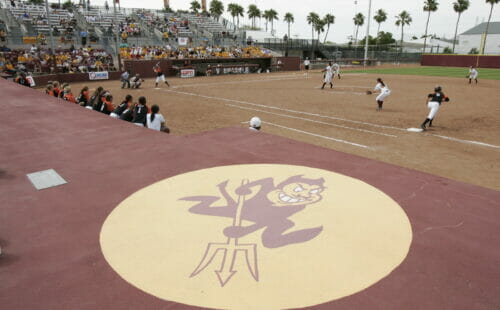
[461,22,500,35]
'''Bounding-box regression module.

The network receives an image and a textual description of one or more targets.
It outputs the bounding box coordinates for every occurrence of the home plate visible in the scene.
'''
[407,127,424,133]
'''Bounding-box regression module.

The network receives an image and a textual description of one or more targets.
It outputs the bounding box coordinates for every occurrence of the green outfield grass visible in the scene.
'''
[348,66,500,80]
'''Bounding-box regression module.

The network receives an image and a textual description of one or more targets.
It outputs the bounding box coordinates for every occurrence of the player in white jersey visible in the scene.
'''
[321,62,334,89]
[332,62,341,79]
[373,78,391,110]
[468,66,478,84]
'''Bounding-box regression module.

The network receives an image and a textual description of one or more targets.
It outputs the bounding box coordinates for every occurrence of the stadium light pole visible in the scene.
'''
[112,0,122,71]
[363,0,372,66]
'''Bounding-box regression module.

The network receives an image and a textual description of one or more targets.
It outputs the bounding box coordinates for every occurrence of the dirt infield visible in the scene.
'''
[68,70,500,190]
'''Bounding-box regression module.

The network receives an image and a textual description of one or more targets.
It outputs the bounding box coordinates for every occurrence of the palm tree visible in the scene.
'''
[452,0,470,53]
[483,0,500,54]
[263,10,271,32]
[323,14,335,43]
[209,0,224,21]
[268,9,278,34]
[353,13,365,46]
[307,12,319,58]
[247,4,260,28]
[395,11,412,53]
[234,4,244,28]
[228,3,238,26]
[374,9,387,38]
[190,0,201,14]
[284,12,294,39]
[423,0,439,53]
[315,18,326,49]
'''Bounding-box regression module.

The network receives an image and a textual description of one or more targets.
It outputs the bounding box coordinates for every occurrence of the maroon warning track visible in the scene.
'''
[0,78,499,309]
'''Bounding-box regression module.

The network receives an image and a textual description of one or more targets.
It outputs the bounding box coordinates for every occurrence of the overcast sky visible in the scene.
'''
[87,0,500,43]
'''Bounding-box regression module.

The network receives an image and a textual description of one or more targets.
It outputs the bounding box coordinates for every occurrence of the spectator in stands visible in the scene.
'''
[147,104,169,133]
[63,86,76,103]
[80,30,88,46]
[121,31,128,43]
[132,96,148,126]
[110,95,133,119]
[22,12,29,20]
[0,29,6,42]
[10,0,15,8]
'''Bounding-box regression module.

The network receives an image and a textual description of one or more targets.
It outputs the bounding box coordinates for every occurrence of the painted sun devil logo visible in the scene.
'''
[180,175,327,286]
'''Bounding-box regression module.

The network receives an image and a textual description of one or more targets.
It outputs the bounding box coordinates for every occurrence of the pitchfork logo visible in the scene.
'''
[180,175,327,287]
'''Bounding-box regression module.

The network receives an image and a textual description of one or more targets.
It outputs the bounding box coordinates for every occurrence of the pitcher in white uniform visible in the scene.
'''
[373,78,391,110]
[321,62,334,89]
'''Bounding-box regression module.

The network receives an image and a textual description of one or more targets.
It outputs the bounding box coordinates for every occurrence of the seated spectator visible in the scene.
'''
[63,86,76,103]
[99,94,114,115]
[119,102,135,122]
[14,72,30,87]
[59,83,69,98]
[0,29,6,42]
[146,104,169,133]
[90,87,104,110]
[132,96,148,126]
[45,84,54,96]
[77,86,90,106]
[110,94,132,119]
[52,81,61,97]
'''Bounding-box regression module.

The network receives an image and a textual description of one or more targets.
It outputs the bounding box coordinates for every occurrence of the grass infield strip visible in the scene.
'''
[347,66,500,80]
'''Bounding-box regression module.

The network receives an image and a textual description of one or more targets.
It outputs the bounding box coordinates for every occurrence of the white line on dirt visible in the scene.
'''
[167,89,405,131]
[172,76,310,89]
[226,104,397,138]
[431,135,500,149]
[263,121,371,149]
[166,89,500,150]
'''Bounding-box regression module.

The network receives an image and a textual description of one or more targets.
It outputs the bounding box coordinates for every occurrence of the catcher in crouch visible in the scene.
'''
[367,78,391,110]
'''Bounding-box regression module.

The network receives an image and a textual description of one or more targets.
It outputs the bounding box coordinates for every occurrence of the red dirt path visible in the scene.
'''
[1,78,500,309]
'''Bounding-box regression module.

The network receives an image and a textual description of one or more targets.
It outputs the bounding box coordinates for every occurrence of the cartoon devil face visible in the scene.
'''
[267,175,325,206]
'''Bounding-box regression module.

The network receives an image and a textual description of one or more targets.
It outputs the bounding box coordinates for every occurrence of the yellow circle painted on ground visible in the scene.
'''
[100,164,412,310]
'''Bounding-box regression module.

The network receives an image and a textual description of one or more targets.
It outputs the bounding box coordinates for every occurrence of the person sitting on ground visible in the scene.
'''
[130,74,144,88]
[100,94,115,115]
[132,96,148,126]
[89,86,103,110]
[62,86,76,103]
[110,94,132,119]
[15,72,31,87]
[93,89,108,112]
[77,86,90,106]
[59,83,69,98]
[119,102,135,122]
[52,81,61,98]
[146,104,170,133]
[45,84,54,96]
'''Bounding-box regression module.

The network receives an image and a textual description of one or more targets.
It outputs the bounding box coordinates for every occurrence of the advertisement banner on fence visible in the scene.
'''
[89,71,109,80]
[178,37,189,46]
[180,69,195,78]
